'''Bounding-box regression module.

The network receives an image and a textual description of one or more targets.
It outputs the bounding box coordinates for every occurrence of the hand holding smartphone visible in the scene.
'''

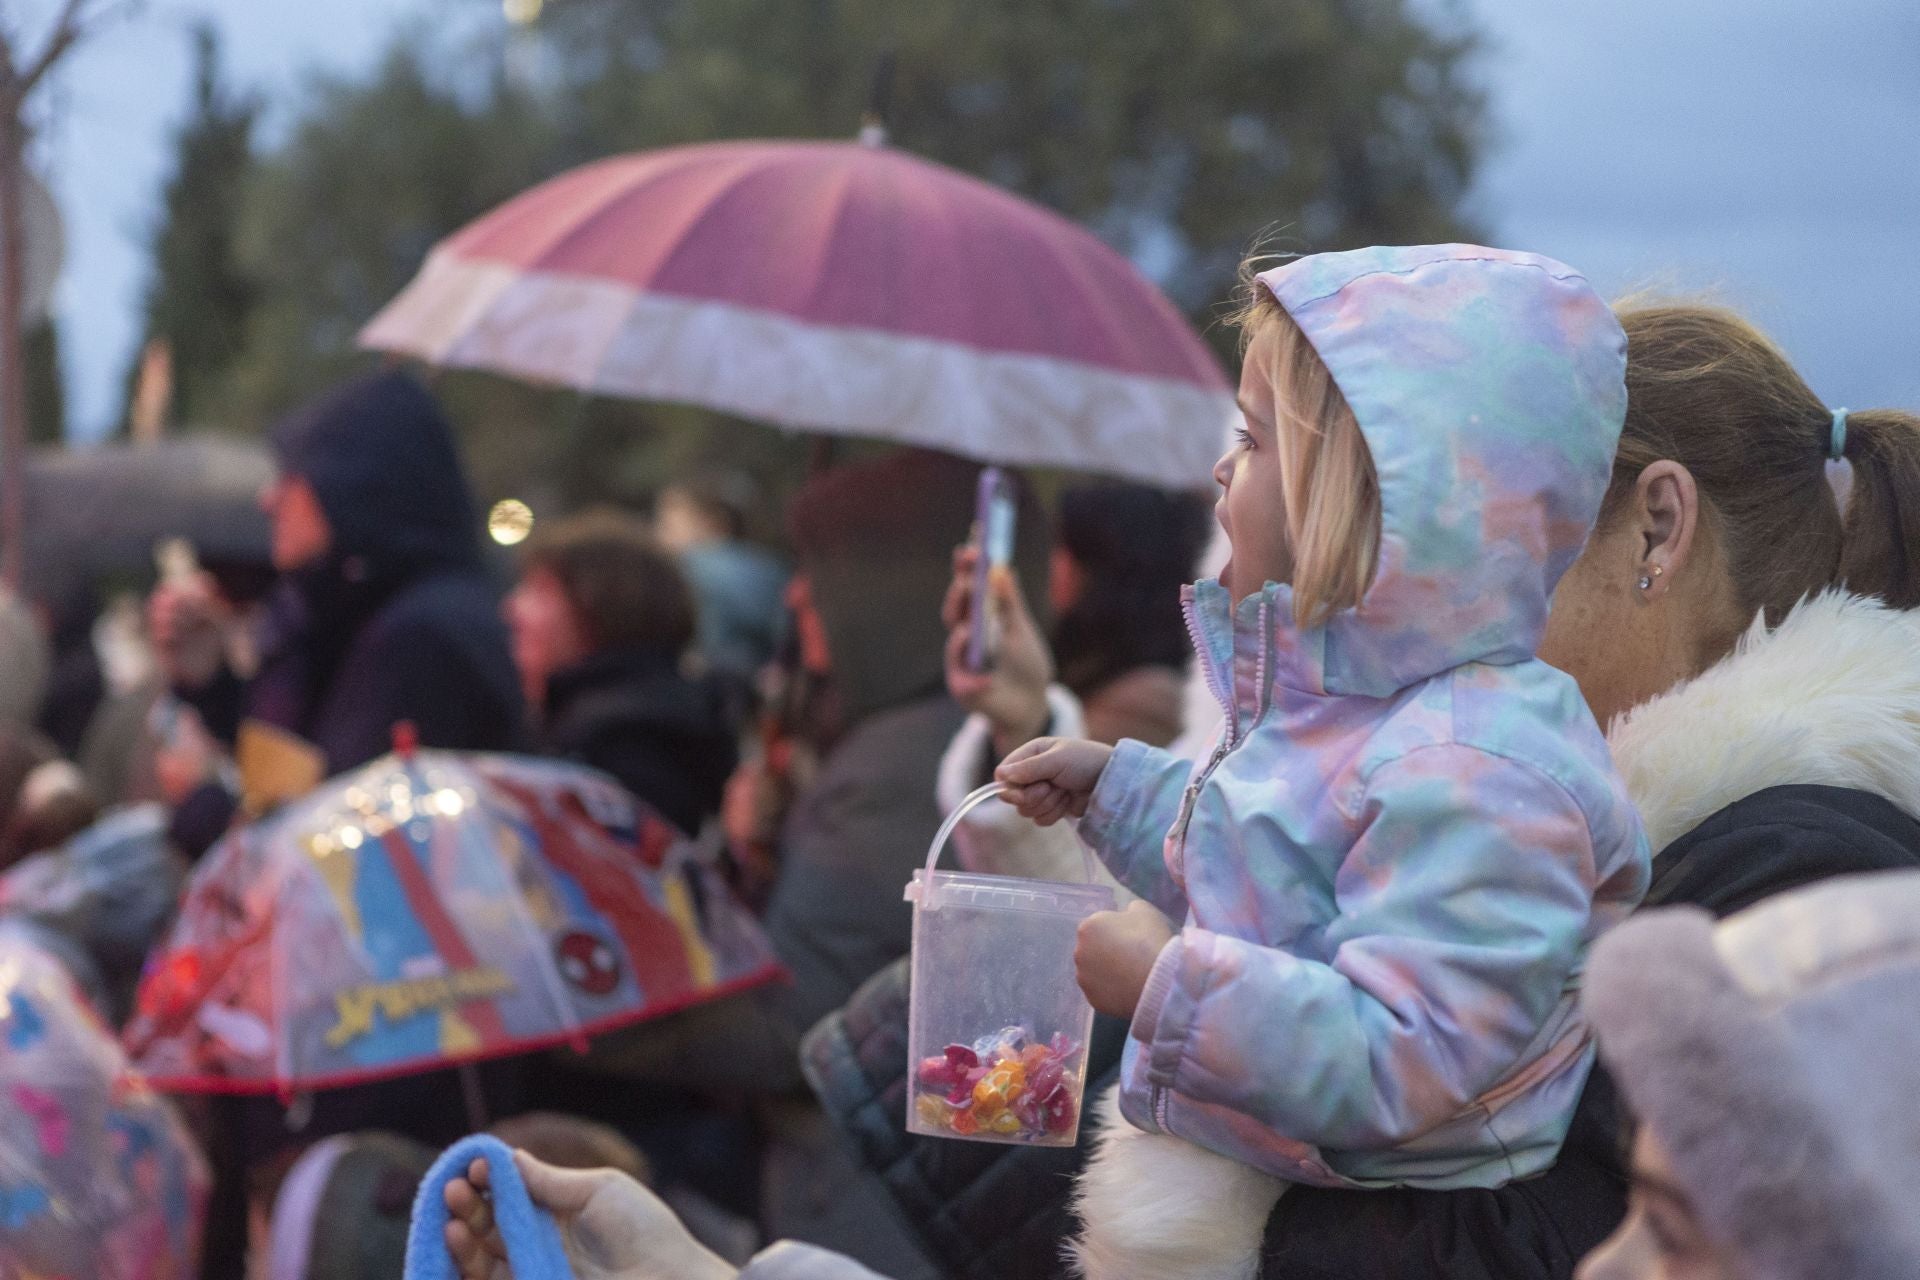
[964,467,1017,673]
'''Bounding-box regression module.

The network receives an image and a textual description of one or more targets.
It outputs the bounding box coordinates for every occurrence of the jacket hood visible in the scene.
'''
[1608,592,1920,853]
[270,370,482,574]
[788,449,1048,726]
[1252,244,1627,696]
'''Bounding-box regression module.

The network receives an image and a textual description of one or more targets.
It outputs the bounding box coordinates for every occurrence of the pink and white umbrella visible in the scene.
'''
[359,139,1232,488]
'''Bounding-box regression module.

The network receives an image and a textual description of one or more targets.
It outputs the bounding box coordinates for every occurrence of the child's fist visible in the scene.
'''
[1074,901,1177,1020]
[995,737,1113,825]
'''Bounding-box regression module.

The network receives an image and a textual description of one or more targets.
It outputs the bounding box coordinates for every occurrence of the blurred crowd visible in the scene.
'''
[0,364,1213,1280]
[4,290,1920,1280]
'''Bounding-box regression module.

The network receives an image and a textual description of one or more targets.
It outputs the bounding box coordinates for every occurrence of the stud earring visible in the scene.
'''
[1637,575,1652,591]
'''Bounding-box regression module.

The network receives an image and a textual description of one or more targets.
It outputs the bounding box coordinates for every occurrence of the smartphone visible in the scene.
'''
[155,536,201,588]
[147,538,202,755]
[965,467,1017,673]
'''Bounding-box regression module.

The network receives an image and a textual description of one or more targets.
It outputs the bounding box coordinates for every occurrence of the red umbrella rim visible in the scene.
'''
[133,961,785,1097]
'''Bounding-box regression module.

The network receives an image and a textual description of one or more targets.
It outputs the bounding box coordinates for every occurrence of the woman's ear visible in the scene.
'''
[1634,461,1700,601]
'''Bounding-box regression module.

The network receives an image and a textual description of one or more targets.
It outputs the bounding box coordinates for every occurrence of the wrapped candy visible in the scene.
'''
[908,1025,1084,1145]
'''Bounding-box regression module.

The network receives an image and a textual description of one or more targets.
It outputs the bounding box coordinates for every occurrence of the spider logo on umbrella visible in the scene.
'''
[555,930,621,997]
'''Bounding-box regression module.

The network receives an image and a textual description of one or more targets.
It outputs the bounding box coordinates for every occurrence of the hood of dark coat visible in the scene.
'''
[542,649,740,760]
[545,647,722,724]
[270,369,482,576]
[539,649,740,832]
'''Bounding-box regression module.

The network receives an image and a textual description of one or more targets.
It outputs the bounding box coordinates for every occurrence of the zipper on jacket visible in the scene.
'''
[1166,597,1270,874]
[1251,599,1272,727]
[1170,736,1231,857]
[1182,592,1236,743]
[1155,599,1277,1134]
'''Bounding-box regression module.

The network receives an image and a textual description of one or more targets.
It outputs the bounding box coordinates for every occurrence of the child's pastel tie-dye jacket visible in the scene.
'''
[1079,244,1651,1189]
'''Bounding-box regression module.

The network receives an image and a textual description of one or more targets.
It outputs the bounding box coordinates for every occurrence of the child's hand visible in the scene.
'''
[995,737,1113,825]
[444,1150,736,1280]
[1075,902,1177,1019]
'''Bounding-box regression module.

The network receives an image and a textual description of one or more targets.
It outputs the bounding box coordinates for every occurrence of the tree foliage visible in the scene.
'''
[123,23,260,431]
[175,0,1486,511]
[542,0,1485,311]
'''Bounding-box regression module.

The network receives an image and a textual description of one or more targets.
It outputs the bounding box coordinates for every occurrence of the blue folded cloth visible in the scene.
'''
[405,1134,574,1280]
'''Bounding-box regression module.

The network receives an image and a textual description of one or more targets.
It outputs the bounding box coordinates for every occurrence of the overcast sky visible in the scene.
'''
[24,0,1920,440]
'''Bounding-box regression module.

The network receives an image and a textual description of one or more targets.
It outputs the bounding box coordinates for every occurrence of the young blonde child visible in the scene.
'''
[999,244,1651,1279]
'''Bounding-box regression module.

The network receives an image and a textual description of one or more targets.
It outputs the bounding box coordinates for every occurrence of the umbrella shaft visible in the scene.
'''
[459,1062,491,1131]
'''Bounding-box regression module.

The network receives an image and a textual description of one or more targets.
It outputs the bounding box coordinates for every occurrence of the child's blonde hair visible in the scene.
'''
[1228,269,1382,627]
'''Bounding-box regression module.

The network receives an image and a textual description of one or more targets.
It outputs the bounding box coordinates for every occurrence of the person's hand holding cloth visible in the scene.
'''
[412,1137,734,1280]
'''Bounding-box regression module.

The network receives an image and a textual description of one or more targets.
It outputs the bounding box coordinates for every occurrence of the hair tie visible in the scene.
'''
[1828,407,1849,461]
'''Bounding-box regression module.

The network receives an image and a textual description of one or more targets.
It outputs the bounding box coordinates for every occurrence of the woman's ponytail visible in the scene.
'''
[1611,305,1844,627]
[1611,304,1920,620]
[1838,409,1920,608]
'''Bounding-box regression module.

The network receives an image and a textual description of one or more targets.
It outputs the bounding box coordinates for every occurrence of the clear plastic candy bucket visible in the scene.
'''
[904,783,1116,1146]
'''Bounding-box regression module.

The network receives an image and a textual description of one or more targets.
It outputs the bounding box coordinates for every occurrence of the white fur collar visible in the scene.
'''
[1608,592,1920,854]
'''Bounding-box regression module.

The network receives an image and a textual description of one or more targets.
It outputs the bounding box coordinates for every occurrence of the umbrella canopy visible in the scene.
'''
[123,751,783,1095]
[0,936,208,1280]
[0,806,188,1024]
[21,438,272,598]
[360,139,1233,489]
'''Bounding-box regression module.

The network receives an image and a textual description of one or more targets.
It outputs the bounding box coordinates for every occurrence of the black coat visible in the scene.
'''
[539,649,741,835]
[803,784,1920,1280]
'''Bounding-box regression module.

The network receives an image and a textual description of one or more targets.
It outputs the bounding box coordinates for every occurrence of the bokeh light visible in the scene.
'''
[488,498,535,546]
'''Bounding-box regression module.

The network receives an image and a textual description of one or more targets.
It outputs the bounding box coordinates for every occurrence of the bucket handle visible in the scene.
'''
[922,781,1100,886]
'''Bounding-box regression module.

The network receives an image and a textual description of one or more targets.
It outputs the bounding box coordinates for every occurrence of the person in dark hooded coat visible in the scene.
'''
[151,371,524,856]
[758,449,1050,1043]
[147,371,527,1280]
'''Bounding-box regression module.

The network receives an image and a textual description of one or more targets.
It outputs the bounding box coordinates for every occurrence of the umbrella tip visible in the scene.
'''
[859,50,894,148]
[392,720,419,761]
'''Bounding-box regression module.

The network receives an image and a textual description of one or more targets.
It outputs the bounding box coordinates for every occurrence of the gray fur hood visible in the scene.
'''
[1587,869,1920,1279]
